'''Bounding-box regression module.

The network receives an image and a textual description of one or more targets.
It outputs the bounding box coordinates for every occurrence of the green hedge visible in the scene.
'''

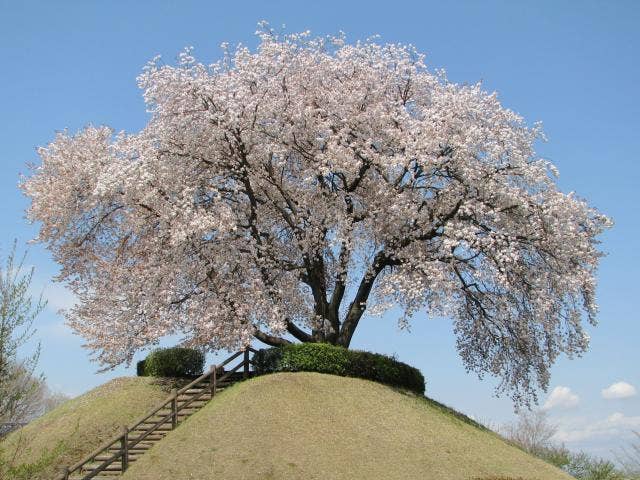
[136,359,147,377]
[139,347,205,378]
[254,343,425,395]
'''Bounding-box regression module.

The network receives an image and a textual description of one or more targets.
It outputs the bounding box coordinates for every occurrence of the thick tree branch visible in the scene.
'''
[286,320,313,343]
[337,250,395,347]
[302,254,331,341]
[328,241,349,334]
[253,329,291,347]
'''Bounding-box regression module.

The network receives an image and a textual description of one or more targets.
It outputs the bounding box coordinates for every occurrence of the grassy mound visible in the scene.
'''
[0,377,174,480]
[122,372,571,480]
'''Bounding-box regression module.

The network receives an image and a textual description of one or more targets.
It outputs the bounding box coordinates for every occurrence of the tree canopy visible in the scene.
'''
[22,26,611,405]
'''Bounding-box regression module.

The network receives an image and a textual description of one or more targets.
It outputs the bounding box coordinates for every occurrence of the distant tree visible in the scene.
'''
[40,386,69,415]
[565,452,624,480]
[0,379,69,440]
[501,409,570,469]
[502,409,559,456]
[0,363,44,435]
[0,241,47,431]
[502,410,626,479]
[22,25,611,405]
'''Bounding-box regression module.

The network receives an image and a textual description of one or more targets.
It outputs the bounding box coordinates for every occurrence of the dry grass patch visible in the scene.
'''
[0,377,174,479]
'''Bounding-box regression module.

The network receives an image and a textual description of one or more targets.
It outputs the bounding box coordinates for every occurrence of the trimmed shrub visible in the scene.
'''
[142,347,205,378]
[253,346,285,374]
[136,359,147,377]
[254,343,425,394]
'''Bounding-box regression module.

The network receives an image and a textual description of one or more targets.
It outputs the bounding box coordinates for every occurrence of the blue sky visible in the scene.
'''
[1,0,638,460]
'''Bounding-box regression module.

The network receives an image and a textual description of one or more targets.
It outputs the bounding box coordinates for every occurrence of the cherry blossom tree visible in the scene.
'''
[22,26,611,405]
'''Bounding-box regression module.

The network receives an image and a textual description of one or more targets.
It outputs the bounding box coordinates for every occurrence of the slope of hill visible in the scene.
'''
[0,377,174,480]
[122,372,571,480]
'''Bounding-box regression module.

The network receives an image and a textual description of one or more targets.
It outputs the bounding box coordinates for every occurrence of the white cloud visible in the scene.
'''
[553,412,640,443]
[543,386,580,410]
[602,381,637,400]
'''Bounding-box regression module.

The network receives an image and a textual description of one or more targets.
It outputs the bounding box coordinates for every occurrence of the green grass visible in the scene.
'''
[122,372,573,480]
[0,377,175,480]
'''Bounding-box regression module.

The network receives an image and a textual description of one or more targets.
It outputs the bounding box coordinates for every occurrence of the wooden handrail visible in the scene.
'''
[121,426,129,472]
[127,366,213,432]
[176,369,213,396]
[218,350,243,369]
[217,360,246,383]
[126,409,173,447]
[128,397,173,433]
[59,348,256,479]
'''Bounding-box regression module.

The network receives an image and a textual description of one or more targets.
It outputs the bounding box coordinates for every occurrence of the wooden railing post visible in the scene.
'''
[121,426,129,472]
[62,466,70,479]
[243,348,250,378]
[171,388,178,429]
[210,364,217,397]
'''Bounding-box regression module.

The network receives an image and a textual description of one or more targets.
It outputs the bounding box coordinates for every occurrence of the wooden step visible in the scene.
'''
[108,439,156,452]
[183,386,222,394]
[94,454,122,462]
[128,433,168,442]
[155,408,205,417]
[131,424,173,432]
[175,385,236,396]
[127,436,166,444]
[80,467,122,474]
[183,390,215,396]
[178,394,211,401]
[138,416,172,425]
[127,450,148,456]
[177,402,208,410]
[78,474,122,478]
[172,410,201,417]
[70,476,120,480]
[178,396,210,403]
[128,443,155,450]
[179,381,235,396]
[79,472,122,477]
[80,465,122,474]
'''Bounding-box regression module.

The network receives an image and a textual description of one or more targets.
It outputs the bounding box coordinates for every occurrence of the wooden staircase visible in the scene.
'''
[60,348,258,480]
